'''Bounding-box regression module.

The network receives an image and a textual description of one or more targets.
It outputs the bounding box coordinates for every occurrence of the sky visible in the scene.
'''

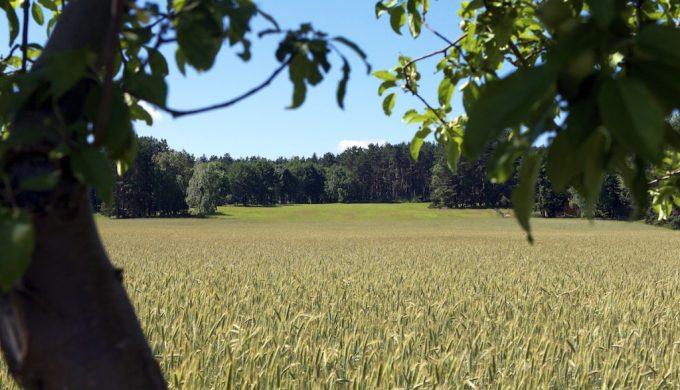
[1,1,466,159]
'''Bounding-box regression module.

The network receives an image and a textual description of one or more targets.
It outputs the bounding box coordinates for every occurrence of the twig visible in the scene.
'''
[404,84,448,128]
[423,22,454,45]
[93,0,124,145]
[507,39,528,67]
[398,34,467,128]
[421,4,455,45]
[648,168,680,186]
[140,24,170,70]
[3,44,21,61]
[21,0,30,72]
[159,58,292,118]
[402,34,467,70]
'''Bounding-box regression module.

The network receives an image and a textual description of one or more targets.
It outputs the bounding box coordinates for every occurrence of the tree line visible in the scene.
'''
[90,135,679,228]
[94,136,437,216]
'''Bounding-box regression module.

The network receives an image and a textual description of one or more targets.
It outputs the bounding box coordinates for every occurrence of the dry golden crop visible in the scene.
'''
[1,204,679,389]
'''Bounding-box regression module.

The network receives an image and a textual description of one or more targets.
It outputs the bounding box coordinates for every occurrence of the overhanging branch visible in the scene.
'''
[401,34,467,71]
[157,58,292,118]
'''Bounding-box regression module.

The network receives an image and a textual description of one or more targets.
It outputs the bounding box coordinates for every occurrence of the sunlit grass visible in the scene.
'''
[1,205,679,389]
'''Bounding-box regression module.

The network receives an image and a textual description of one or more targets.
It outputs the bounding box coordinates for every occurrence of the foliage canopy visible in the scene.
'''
[374,0,680,241]
[0,0,368,292]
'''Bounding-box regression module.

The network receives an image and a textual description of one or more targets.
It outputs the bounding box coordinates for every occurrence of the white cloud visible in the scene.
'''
[138,101,164,123]
[337,139,387,152]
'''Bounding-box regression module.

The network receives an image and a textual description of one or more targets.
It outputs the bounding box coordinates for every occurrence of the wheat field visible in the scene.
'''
[2,204,680,389]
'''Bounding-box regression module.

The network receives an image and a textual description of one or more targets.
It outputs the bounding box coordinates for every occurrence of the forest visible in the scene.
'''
[94,135,671,227]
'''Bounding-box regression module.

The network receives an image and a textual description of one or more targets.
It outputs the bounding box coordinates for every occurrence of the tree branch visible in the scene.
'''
[158,58,292,118]
[507,39,532,67]
[404,84,448,128]
[4,44,21,61]
[20,0,30,72]
[420,12,454,46]
[648,168,680,186]
[402,34,467,70]
[397,34,468,129]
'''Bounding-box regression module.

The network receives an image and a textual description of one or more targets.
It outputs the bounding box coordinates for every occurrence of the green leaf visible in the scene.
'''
[598,77,665,162]
[46,50,93,98]
[36,0,57,12]
[631,60,680,115]
[288,79,307,109]
[123,72,167,107]
[546,131,577,190]
[18,171,59,192]
[69,146,114,203]
[389,6,406,35]
[172,0,186,12]
[130,102,153,126]
[586,0,614,29]
[461,80,479,112]
[636,25,680,68]
[410,126,431,161]
[147,47,169,77]
[403,109,430,124]
[84,87,134,158]
[0,208,34,292]
[175,48,187,76]
[332,36,371,74]
[464,64,558,158]
[407,8,422,38]
[0,0,19,45]
[31,2,43,25]
[378,80,397,96]
[257,9,280,31]
[337,58,350,109]
[487,142,523,184]
[492,14,515,48]
[375,1,390,18]
[463,21,478,53]
[445,137,462,172]
[46,13,57,36]
[579,131,606,201]
[104,95,135,158]
[438,77,454,106]
[382,93,396,116]
[176,10,222,71]
[123,27,152,46]
[287,53,310,109]
[512,152,541,243]
[373,70,397,82]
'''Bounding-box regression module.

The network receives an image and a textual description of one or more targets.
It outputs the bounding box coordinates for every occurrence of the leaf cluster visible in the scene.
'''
[375,0,680,240]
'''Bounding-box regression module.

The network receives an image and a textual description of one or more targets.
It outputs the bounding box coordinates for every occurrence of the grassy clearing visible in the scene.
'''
[1,205,679,389]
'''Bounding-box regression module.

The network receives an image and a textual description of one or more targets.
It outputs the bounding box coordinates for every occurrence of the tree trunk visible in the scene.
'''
[0,0,167,388]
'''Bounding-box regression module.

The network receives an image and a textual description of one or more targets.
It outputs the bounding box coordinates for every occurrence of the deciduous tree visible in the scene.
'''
[0,0,367,387]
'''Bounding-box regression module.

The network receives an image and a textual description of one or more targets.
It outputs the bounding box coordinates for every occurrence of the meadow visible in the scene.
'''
[2,204,680,389]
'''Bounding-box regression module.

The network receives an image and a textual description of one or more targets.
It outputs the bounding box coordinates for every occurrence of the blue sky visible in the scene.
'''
[2,1,466,159]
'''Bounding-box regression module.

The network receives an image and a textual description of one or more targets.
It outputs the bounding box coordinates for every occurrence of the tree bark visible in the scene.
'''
[0,0,167,388]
